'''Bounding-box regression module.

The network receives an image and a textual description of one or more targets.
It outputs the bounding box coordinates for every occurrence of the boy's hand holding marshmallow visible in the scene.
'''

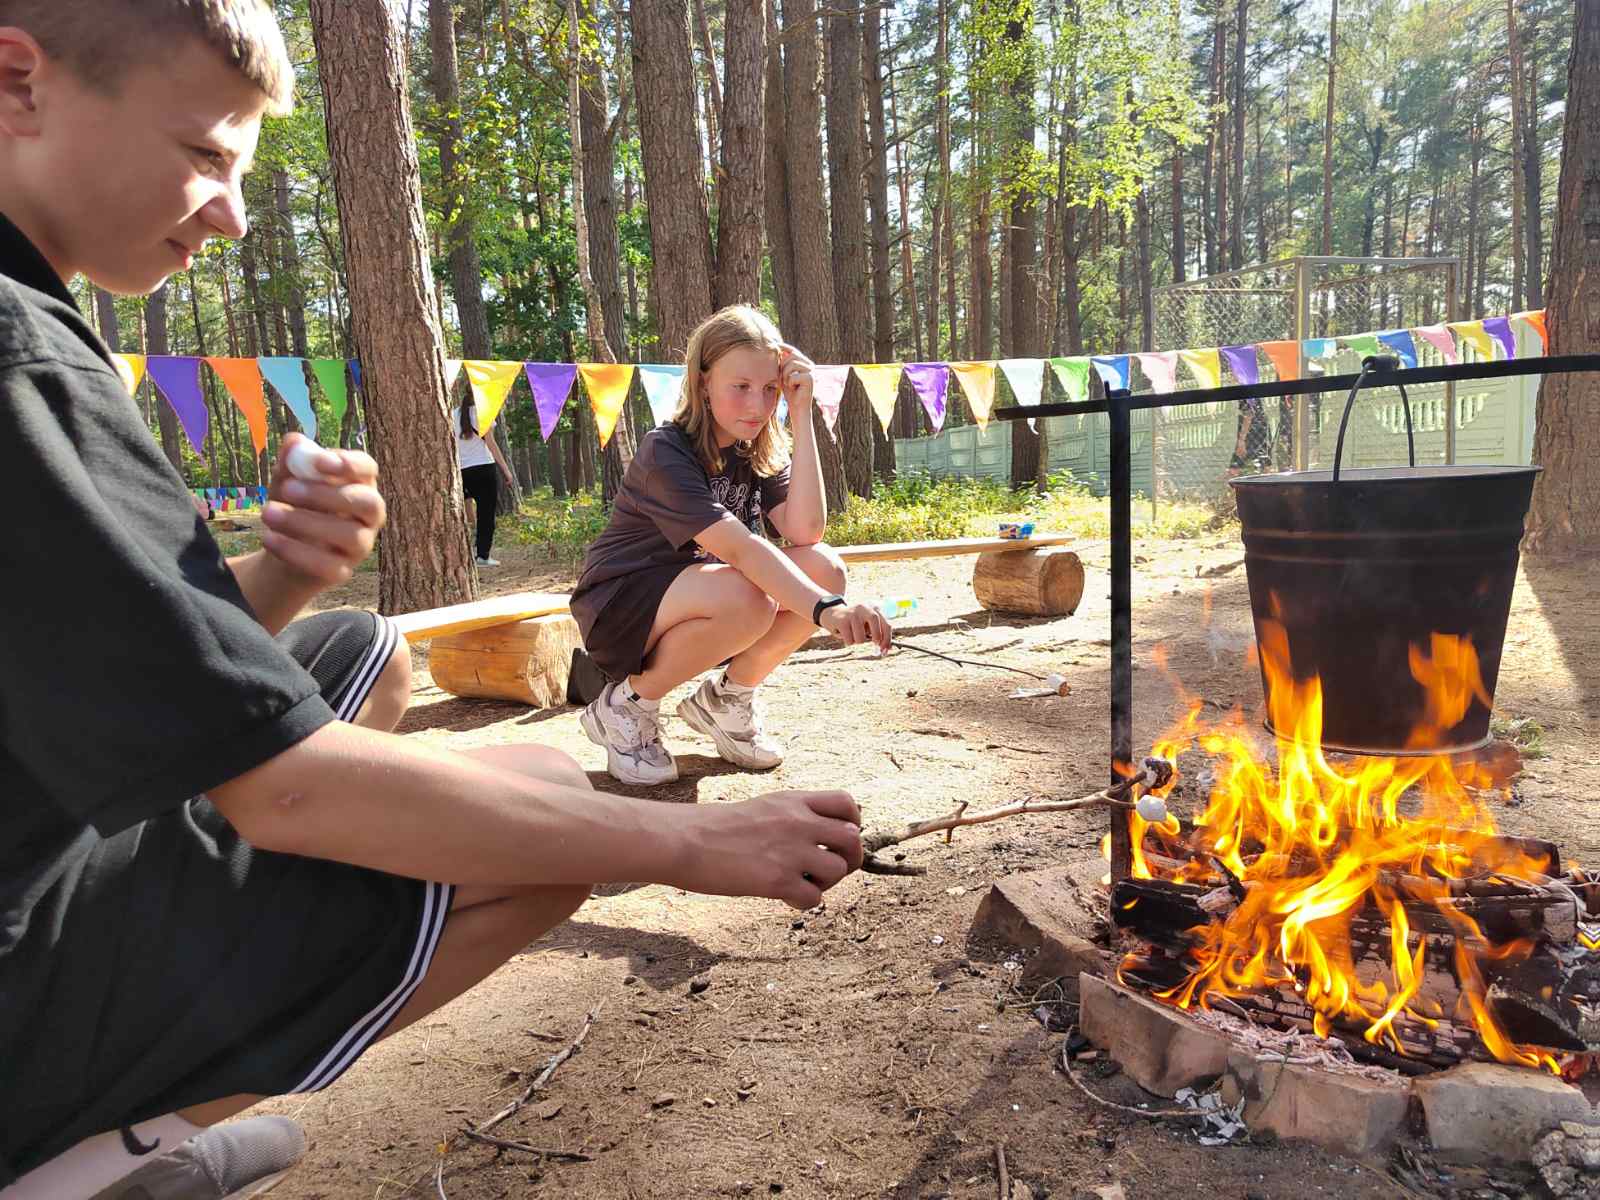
[259,432,387,588]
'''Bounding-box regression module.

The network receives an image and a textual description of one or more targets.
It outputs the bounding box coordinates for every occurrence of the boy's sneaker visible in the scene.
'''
[580,682,678,785]
[475,555,501,567]
[91,1116,306,1200]
[676,676,784,769]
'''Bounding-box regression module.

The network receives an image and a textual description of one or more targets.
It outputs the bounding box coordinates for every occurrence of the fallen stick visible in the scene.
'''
[471,1004,600,1136]
[860,757,1173,875]
[460,1127,594,1162]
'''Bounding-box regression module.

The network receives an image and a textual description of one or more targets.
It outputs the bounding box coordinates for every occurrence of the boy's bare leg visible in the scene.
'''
[725,543,847,687]
[351,642,413,732]
[629,565,779,701]
[178,742,594,1127]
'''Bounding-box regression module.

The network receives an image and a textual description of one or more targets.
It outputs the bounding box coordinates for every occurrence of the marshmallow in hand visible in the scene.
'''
[285,440,336,483]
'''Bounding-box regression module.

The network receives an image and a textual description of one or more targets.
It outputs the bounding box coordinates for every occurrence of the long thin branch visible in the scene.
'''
[471,1005,600,1136]
[460,1128,594,1162]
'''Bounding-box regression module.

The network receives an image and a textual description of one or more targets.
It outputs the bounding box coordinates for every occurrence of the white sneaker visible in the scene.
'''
[676,676,784,769]
[475,555,501,567]
[91,1116,306,1199]
[579,682,679,785]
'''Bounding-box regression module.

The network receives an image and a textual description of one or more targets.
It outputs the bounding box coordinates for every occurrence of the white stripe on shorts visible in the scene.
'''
[288,878,454,1093]
[330,611,402,721]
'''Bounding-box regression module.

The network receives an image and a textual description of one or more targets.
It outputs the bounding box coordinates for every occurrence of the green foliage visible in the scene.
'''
[503,487,611,561]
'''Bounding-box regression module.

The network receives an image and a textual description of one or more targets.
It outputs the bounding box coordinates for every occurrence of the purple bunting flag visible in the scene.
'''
[1483,316,1517,361]
[523,362,579,441]
[904,363,949,432]
[1219,345,1260,386]
[146,355,208,456]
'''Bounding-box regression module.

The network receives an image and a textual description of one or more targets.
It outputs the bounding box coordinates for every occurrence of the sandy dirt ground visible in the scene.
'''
[245,524,1597,1199]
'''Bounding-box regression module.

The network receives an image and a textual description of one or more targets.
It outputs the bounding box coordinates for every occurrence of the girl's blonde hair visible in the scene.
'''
[672,305,792,477]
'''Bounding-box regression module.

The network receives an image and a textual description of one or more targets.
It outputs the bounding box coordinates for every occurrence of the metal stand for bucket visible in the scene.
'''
[993,352,1600,886]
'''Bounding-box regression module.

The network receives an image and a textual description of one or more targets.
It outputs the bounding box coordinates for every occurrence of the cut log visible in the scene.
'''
[971,547,1084,616]
[429,612,583,707]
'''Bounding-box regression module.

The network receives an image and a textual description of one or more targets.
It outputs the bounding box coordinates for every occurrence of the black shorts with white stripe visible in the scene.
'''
[2,611,454,1177]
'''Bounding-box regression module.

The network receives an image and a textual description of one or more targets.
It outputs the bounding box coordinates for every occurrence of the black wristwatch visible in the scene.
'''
[812,594,847,626]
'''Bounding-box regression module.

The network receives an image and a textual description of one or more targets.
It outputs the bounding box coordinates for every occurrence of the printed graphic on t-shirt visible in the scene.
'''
[694,473,767,562]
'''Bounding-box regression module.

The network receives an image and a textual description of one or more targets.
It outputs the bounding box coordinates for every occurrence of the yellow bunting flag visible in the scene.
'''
[204,357,269,454]
[852,364,904,435]
[578,362,637,449]
[462,360,523,433]
[1513,309,1548,350]
[1448,320,1495,362]
[1178,348,1222,391]
[444,358,464,391]
[112,353,146,396]
[948,362,997,431]
[1259,340,1300,382]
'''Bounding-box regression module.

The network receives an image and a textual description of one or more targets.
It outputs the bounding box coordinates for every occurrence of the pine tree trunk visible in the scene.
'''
[863,4,898,396]
[1522,2,1545,307]
[145,282,184,473]
[1171,143,1185,283]
[781,0,846,511]
[1525,0,1600,555]
[94,288,121,351]
[310,0,475,612]
[430,0,492,359]
[1136,189,1154,351]
[762,0,798,329]
[970,86,993,360]
[1231,0,1247,269]
[715,0,766,307]
[631,0,715,361]
[274,171,311,358]
[1321,0,1338,255]
[887,28,923,363]
[826,3,878,496]
[1211,8,1226,271]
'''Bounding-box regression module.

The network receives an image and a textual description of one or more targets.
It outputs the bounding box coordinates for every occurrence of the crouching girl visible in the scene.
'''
[570,305,890,785]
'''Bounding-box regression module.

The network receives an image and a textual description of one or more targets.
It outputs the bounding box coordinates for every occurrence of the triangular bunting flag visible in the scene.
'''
[811,365,851,438]
[444,358,464,391]
[463,360,523,434]
[997,358,1045,431]
[259,357,316,442]
[638,364,686,427]
[1302,338,1337,359]
[1448,320,1496,362]
[1483,316,1517,361]
[309,359,350,427]
[948,362,996,432]
[348,360,362,391]
[146,356,208,456]
[1219,346,1260,387]
[1342,332,1382,358]
[1090,355,1130,392]
[853,364,905,435]
[578,363,636,449]
[1512,309,1548,350]
[1048,356,1091,404]
[207,357,270,454]
[1413,324,1458,364]
[1377,330,1418,368]
[523,362,578,441]
[1134,352,1177,395]
[1260,341,1300,382]
[112,353,146,396]
[1178,348,1221,391]
[904,363,949,433]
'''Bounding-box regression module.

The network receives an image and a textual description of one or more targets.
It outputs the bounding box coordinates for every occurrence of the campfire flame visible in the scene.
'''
[1118,609,1559,1073]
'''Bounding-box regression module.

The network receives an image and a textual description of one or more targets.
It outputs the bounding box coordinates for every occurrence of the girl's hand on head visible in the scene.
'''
[820,602,893,655]
[779,342,815,409]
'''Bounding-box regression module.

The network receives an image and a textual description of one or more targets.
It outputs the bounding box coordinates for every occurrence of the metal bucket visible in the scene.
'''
[1230,358,1538,756]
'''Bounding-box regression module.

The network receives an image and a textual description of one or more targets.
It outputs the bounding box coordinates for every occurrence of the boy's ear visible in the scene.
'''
[0,28,46,138]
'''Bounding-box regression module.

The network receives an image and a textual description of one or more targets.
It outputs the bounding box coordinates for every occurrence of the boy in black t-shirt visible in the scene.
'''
[0,5,863,1197]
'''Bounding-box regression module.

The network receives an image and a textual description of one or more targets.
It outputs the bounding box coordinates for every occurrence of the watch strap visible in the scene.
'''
[812,594,846,626]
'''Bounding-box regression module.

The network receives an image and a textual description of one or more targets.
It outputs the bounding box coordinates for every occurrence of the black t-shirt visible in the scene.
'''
[569,423,790,631]
[0,213,336,1074]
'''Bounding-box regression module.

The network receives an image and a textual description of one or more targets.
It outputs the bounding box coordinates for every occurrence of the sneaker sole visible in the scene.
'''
[579,704,679,785]
[676,694,783,770]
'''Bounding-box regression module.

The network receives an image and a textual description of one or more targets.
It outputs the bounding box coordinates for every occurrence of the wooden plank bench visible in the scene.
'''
[398,536,1082,707]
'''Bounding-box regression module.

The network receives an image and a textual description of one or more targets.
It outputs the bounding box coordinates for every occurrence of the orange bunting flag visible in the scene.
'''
[948,361,997,432]
[578,363,636,449]
[1178,348,1222,391]
[204,357,269,455]
[852,364,904,435]
[1512,309,1548,350]
[1259,340,1300,382]
[1448,320,1495,362]
[112,353,146,396]
[462,360,523,433]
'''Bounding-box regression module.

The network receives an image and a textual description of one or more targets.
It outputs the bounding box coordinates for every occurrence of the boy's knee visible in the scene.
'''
[793,542,847,594]
[354,644,413,732]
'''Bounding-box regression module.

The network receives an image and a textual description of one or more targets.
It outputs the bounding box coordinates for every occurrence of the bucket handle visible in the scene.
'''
[1331,354,1414,482]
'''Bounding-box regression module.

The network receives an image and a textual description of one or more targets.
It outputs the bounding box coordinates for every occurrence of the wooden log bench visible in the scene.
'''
[395,535,1082,707]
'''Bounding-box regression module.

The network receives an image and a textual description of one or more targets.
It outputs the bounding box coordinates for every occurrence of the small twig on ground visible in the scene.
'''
[995,1143,1010,1199]
[861,857,928,876]
[1059,1041,1201,1121]
[434,1156,447,1200]
[461,1127,594,1162]
[471,1004,600,1136]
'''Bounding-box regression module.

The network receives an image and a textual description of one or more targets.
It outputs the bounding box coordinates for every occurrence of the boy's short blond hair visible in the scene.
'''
[0,0,293,114]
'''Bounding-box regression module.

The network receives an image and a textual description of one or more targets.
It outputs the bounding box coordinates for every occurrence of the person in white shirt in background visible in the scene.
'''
[453,400,515,566]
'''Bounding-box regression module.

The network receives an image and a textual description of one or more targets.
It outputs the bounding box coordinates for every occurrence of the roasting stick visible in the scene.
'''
[859,756,1175,876]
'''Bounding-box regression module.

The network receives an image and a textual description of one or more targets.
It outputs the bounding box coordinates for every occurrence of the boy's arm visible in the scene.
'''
[207,721,863,909]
